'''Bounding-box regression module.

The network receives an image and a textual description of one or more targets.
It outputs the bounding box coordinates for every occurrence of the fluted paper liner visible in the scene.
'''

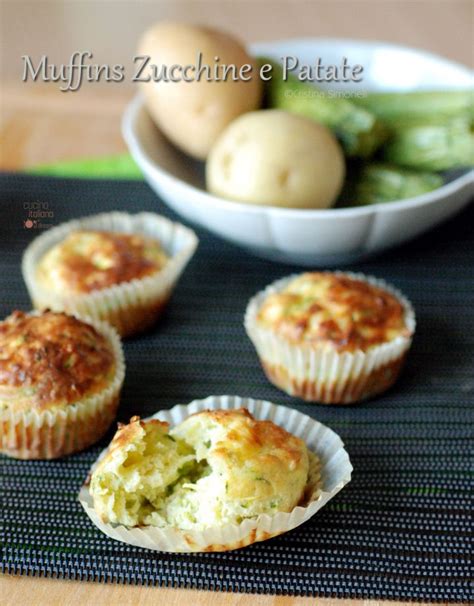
[79,395,352,552]
[22,211,198,337]
[245,272,416,405]
[0,313,125,459]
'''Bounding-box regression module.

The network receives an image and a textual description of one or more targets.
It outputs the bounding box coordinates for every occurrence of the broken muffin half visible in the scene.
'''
[90,408,310,529]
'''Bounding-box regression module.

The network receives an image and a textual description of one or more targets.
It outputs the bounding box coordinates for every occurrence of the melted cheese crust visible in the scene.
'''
[172,408,309,508]
[257,272,408,351]
[0,311,116,411]
[36,230,168,294]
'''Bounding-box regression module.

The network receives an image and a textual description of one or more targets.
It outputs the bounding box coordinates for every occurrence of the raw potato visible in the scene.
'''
[206,110,346,209]
[138,22,262,160]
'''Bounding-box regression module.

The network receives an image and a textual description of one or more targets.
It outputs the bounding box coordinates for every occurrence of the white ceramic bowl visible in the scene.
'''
[122,39,473,266]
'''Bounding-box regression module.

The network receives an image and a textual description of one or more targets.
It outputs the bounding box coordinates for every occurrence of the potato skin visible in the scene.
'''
[206,110,346,209]
[138,22,262,160]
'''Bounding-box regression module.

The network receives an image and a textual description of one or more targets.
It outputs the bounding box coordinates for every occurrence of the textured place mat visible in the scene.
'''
[0,173,473,602]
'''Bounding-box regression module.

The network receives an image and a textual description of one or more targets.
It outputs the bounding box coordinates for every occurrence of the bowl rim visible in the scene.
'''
[123,37,474,220]
[250,37,474,78]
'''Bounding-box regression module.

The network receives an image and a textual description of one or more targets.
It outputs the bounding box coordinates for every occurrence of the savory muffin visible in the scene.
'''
[36,230,169,295]
[90,417,195,527]
[90,408,310,529]
[257,272,409,351]
[0,310,125,459]
[22,212,198,337]
[245,272,415,404]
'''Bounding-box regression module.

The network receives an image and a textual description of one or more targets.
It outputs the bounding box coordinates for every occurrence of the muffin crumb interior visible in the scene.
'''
[90,409,311,529]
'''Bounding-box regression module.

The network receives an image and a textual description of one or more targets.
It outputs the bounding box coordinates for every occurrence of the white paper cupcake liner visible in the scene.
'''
[0,313,125,460]
[245,272,416,405]
[79,395,352,552]
[22,211,198,337]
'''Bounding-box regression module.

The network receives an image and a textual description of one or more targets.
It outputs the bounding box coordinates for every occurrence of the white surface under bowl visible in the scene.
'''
[122,39,473,266]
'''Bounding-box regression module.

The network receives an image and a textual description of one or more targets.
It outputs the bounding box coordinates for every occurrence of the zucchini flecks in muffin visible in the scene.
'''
[0,310,116,411]
[90,409,310,530]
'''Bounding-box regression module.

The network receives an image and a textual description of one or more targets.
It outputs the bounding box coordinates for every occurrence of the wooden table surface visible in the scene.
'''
[2,574,437,606]
[1,2,470,604]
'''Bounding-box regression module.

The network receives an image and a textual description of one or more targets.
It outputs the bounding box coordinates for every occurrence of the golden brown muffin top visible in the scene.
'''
[172,408,309,505]
[0,311,116,411]
[257,272,409,352]
[36,230,168,294]
[189,408,304,467]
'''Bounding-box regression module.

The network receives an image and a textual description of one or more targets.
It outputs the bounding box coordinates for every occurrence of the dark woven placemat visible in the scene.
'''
[1,173,472,602]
